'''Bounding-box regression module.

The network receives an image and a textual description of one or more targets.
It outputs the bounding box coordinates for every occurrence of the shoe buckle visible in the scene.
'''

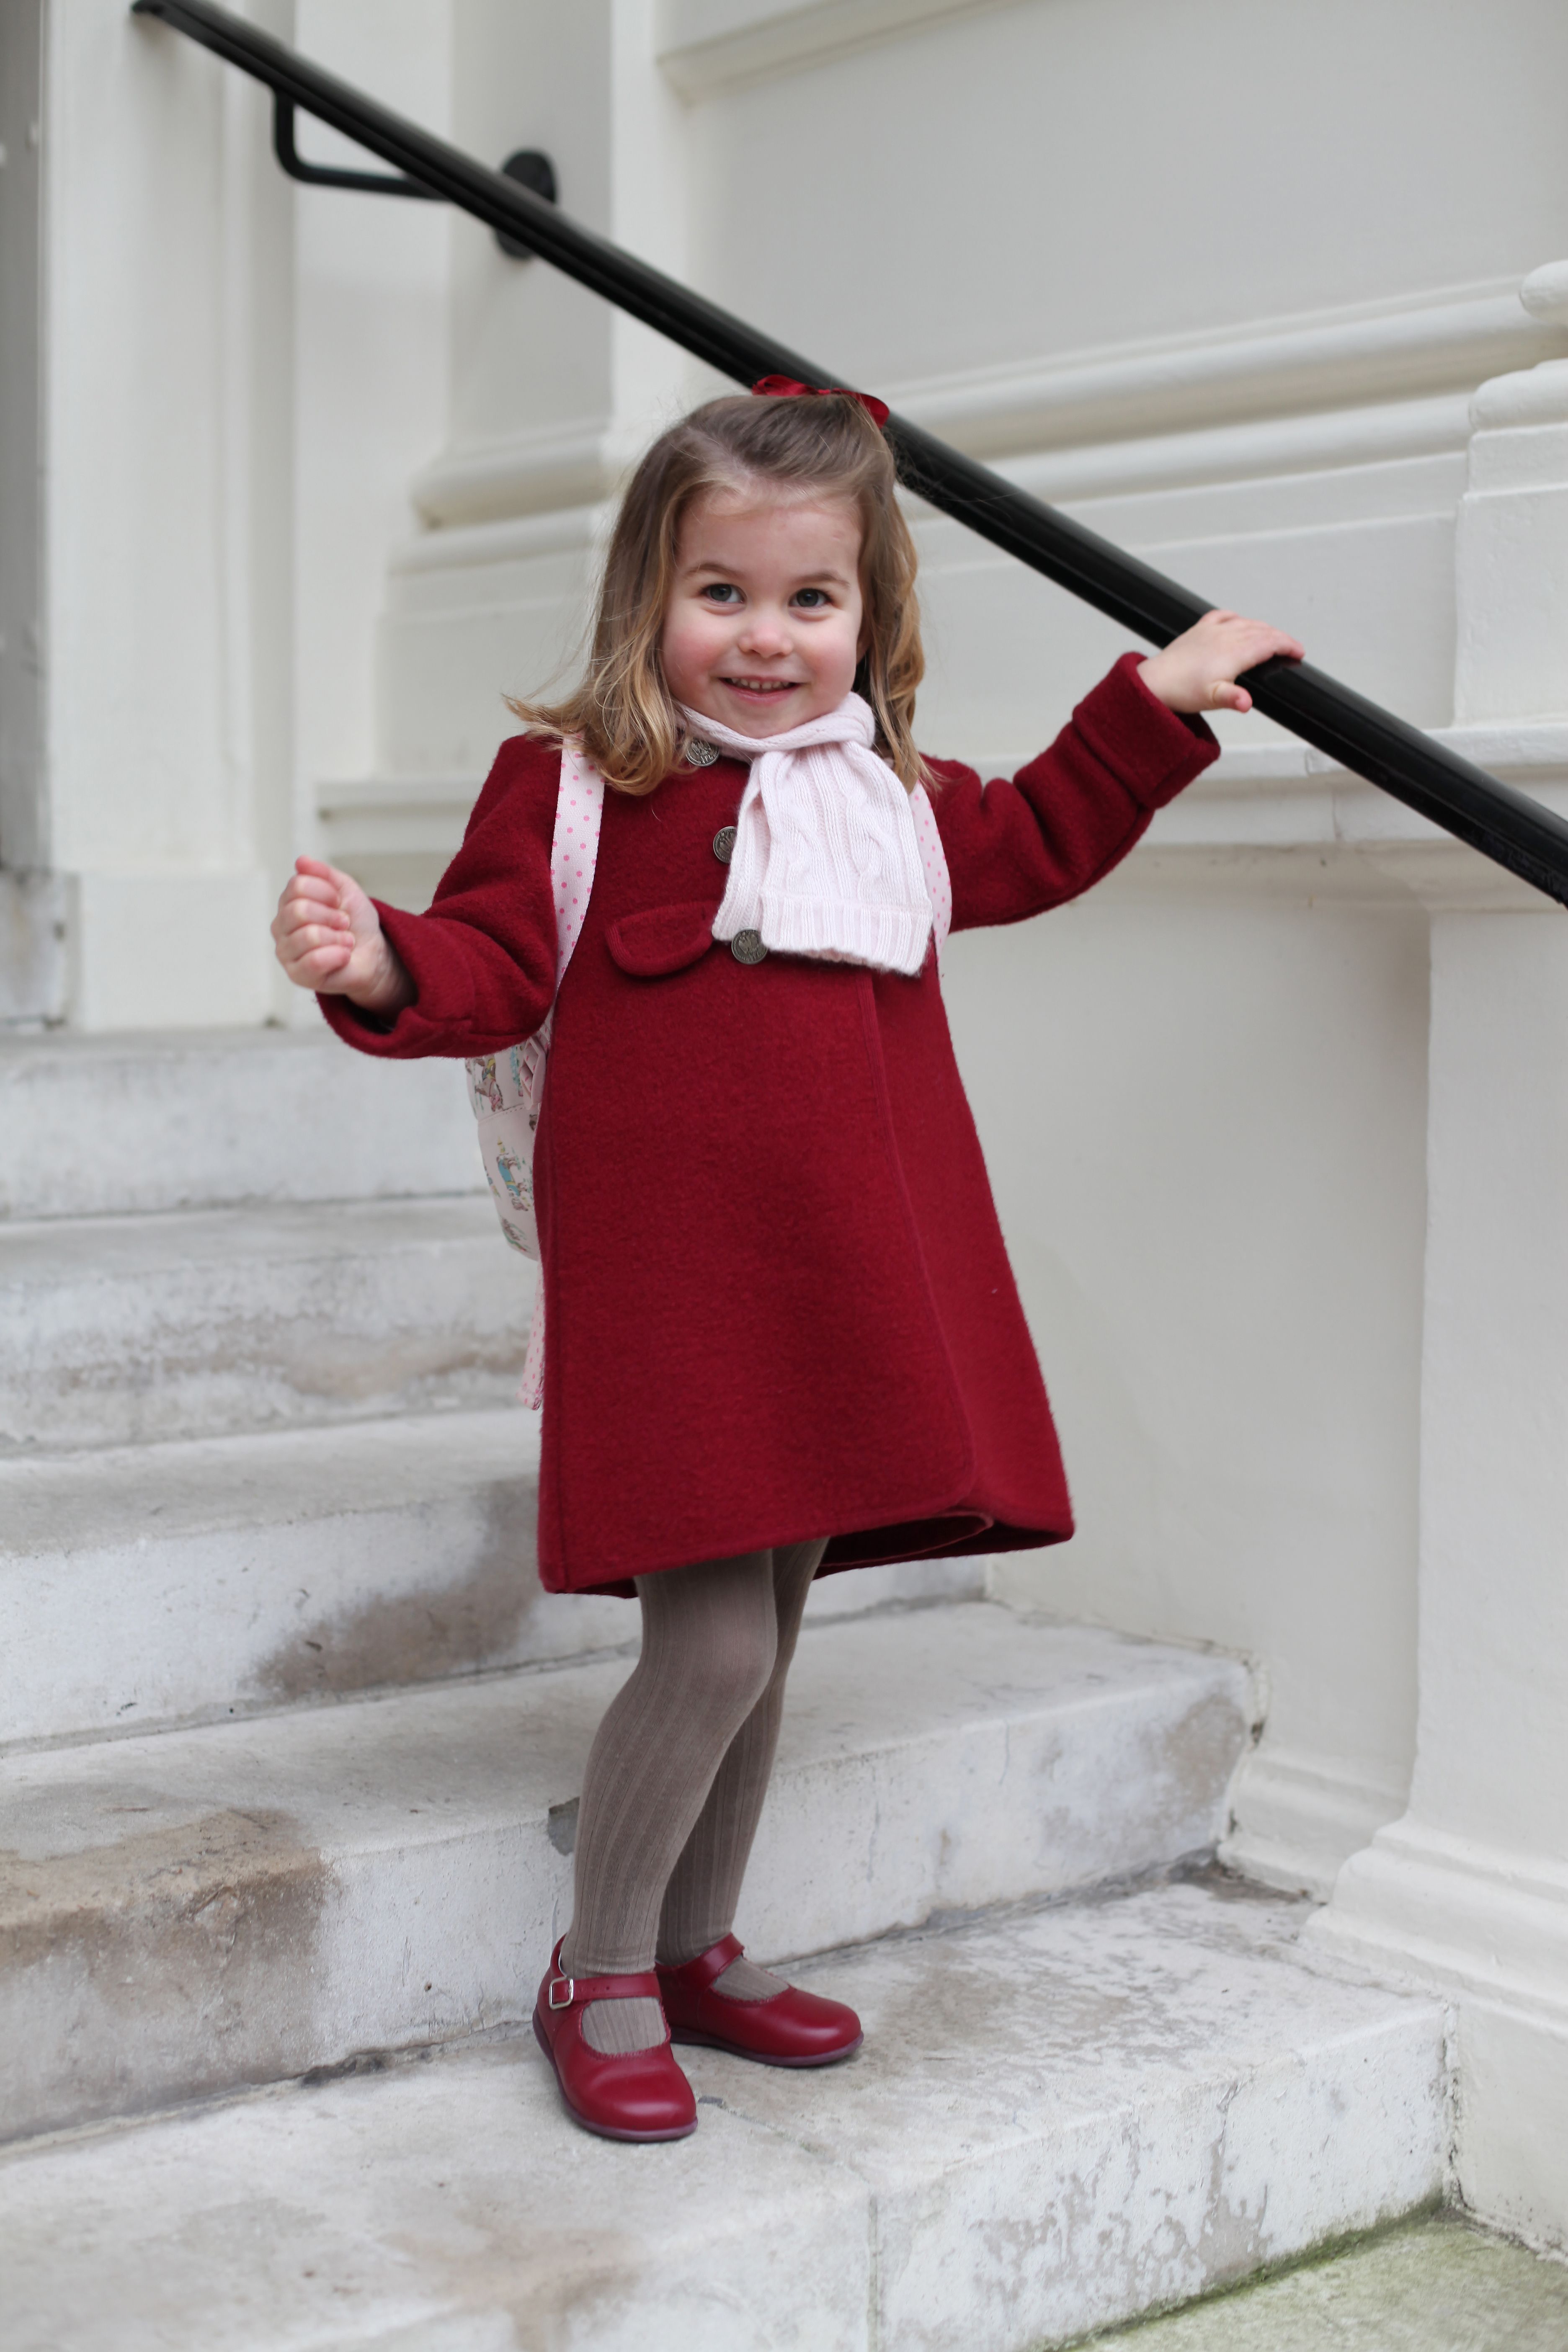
[548,1973,575,2011]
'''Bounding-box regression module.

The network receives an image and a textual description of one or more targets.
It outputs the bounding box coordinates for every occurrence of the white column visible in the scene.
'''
[1313,266,1568,2252]
[43,0,294,1029]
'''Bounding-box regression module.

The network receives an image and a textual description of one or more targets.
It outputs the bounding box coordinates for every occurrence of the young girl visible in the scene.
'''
[273,384,1301,2145]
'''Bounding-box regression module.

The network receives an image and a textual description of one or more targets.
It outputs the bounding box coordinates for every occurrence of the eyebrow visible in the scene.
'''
[681,557,854,588]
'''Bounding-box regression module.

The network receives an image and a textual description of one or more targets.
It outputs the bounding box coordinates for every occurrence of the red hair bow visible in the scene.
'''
[751,375,890,431]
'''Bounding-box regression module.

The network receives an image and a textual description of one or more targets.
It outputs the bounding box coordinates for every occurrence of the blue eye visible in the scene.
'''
[701,583,741,604]
[792,588,830,608]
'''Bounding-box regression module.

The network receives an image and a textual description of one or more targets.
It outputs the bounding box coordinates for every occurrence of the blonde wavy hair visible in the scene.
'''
[509,390,928,795]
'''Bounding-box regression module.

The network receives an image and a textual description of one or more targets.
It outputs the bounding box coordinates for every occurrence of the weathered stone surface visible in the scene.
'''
[0,1411,983,1746]
[0,1607,1250,2138]
[0,1881,1447,2352]
[0,1026,481,1219]
[0,1197,530,1452]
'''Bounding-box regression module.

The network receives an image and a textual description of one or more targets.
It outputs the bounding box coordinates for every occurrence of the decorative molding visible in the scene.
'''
[655,0,1025,100]
[402,281,1567,536]
[318,722,1568,885]
[996,392,1473,509]
[1220,1745,1410,1902]
[317,776,479,862]
[389,501,608,578]
[1310,1817,1568,2031]
[410,425,619,533]
[885,282,1566,467]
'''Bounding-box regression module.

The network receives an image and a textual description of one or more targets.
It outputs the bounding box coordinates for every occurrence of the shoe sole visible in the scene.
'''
[531,2010,699,2141]
[668,2026,864,2068]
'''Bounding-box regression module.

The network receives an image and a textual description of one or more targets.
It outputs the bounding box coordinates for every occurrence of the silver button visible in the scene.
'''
[684,737,718,767]
[730,929,768,965]
[712,825,736,864]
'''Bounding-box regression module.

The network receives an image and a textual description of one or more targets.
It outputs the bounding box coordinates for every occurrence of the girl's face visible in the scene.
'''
[661,486,864,738]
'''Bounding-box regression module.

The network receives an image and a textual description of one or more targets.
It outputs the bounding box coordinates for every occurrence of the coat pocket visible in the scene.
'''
[605,902,716,978]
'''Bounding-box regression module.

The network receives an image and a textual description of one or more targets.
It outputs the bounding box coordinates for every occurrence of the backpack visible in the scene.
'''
[466,736,953,1409]
[465,735,605,1408]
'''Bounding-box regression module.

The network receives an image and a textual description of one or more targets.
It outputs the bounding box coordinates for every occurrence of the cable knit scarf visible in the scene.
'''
[685,693,934,977]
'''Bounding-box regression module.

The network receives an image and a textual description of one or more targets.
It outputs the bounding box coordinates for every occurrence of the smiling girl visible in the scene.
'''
[272,385,1300,2144]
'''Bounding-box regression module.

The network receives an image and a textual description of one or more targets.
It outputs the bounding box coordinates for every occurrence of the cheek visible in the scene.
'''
[659,608,710,695]
[825,611,864,687]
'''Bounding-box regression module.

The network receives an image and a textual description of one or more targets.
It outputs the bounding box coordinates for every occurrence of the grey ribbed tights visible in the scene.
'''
[557,1539,828,2055]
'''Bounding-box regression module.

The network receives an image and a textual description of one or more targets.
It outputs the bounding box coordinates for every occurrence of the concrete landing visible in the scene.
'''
[0,1606,1251,2139]
[1095,2210,1568,2349]
[0,1880,1447,2352]
[0,1196,530,1452]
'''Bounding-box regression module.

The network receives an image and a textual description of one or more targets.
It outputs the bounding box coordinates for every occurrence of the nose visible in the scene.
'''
[736,607,790,656]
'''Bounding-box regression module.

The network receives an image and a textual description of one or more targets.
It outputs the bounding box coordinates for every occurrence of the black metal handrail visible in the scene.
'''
[132,0,1568,906]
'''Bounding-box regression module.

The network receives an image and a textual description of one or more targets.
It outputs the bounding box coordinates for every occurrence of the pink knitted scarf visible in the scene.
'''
[683,693,935,977]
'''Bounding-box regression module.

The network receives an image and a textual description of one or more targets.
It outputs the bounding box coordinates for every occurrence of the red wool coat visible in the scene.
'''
[324,654,1216,1596]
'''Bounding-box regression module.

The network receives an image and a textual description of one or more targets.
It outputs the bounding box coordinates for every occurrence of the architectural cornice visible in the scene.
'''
[885,282,1566,464]
[405,281,1568,533]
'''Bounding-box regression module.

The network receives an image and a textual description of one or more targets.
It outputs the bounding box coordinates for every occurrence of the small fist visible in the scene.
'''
[1138,610,1305,716]
[271,856,411,1016]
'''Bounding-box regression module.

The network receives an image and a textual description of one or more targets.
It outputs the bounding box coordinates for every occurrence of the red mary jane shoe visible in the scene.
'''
[532,1939,697,2142]
[656,1934,863,2068]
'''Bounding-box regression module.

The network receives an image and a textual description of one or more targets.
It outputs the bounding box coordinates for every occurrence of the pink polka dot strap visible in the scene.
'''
[912,784,952,974]
[551,734,606,987]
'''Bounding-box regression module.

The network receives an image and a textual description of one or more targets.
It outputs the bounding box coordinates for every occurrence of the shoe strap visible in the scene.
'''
[546,1937,663,2014]
[659,1932,745,1996]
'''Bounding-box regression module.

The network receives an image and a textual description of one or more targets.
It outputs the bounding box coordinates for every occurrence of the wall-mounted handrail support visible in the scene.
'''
[132,0,1568,908]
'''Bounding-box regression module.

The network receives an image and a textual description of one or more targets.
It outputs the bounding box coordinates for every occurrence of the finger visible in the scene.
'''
[285,873,348,908]
[294,854,348,884]
[276,898,349,939]
[1231,621,1305,660]
[283,942,353,983]
[280,918,353,958]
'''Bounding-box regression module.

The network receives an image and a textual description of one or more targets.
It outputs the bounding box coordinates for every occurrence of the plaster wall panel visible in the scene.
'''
[956,888,1429,1891]
[681,0,1568,389]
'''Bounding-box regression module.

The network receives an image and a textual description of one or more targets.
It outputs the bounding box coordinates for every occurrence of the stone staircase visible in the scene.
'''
[0,1027,1451,2349]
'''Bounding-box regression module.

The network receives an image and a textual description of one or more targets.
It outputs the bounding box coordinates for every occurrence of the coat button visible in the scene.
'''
[730,929,768,965]
[684,737,719,767]
[712,825,736,864]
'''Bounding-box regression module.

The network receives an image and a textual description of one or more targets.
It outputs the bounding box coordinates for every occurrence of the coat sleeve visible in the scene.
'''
[318,735,560,1060]
[932,653,1219,933]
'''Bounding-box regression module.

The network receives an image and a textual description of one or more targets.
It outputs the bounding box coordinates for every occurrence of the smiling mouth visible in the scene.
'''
[721,676,800,693]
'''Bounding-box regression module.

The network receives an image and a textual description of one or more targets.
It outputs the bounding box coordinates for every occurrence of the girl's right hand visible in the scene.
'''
[271,856,414,1018]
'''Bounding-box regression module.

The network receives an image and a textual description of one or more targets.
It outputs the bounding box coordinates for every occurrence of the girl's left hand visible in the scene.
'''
[1138,609,1305,716]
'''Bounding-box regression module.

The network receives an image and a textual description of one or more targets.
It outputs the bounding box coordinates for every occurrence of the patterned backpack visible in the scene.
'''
[465,736,604,1407]
[466,735,953,1408]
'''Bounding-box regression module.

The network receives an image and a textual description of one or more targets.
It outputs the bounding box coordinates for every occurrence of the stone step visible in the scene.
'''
[0,1411,983,1749]
[0,1604,1252,2141]
[0,1197,528,1453]
[0,1878,1447,2352]
[0,1026,481,1221]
